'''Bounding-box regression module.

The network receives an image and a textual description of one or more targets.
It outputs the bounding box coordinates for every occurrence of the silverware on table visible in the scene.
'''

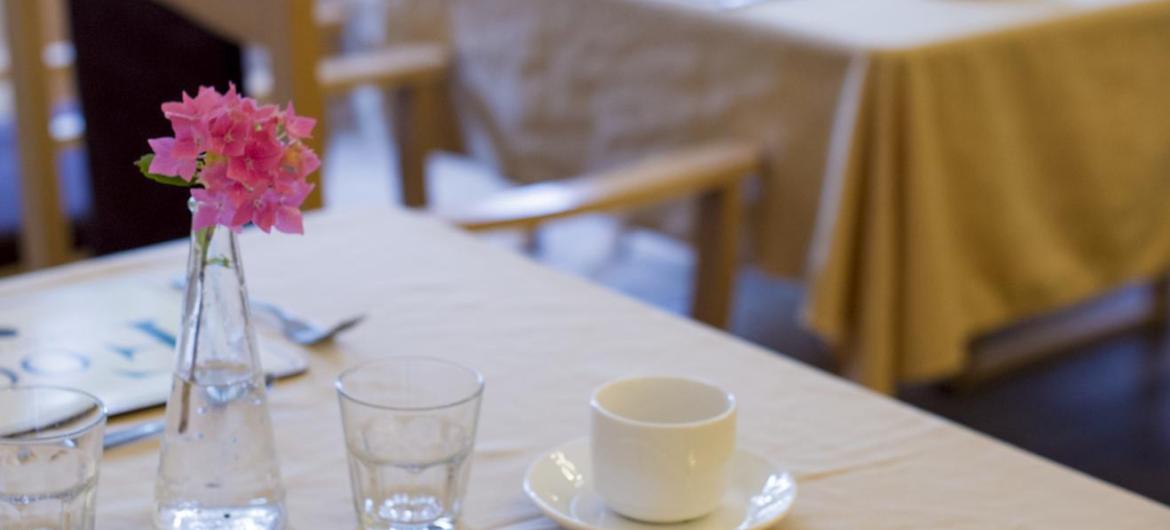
[103,374,276,449]
[251,300,365,346]
[102,419,165,450]
[170,277,364,346]
[716,0,776,10]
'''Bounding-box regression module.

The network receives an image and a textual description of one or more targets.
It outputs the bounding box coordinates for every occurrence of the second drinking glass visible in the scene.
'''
[336,357,484,530]
[0,386,107,530]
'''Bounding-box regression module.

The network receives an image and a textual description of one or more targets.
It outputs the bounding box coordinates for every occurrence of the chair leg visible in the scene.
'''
[434,80,464,155]
[393,81,439,208]
[691,181,742,329]
[1147,275,1170,391]
[271,0,327,210]
[520,227,542,256]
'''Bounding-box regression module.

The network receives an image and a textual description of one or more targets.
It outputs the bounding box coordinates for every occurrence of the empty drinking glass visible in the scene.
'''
[0,386,107,530]
[336,357,484,530]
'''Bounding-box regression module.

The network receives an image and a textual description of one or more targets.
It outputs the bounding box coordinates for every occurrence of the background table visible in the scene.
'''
[4,208,1168,528]
[393,0,1170,392]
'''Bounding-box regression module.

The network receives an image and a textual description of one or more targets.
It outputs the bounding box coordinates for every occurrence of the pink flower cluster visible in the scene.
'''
[148,84,320,234]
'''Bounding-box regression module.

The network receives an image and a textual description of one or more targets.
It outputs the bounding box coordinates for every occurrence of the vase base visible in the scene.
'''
[155,503,285,530]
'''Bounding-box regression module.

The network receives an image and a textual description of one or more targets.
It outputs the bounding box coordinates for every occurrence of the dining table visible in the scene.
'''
[4,207,1169,529]
[387,0,1170,393]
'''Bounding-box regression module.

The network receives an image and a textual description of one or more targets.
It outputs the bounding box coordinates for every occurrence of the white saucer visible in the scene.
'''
[523,438,796,530]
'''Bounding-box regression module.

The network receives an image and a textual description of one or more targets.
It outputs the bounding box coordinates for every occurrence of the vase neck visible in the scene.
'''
[177,226,262,383]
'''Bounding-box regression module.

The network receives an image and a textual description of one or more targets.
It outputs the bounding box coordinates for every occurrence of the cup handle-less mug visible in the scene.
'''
[590,377,737,523]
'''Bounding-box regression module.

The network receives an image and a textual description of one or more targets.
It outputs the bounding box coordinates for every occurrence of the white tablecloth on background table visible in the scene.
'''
[393,0,1170,392]
[4,208,1169,528]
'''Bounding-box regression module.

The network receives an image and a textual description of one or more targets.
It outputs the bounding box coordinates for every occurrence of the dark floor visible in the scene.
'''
[903,330,1170,505]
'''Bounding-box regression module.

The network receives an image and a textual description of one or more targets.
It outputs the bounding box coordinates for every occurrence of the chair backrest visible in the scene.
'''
[2,0,72,270]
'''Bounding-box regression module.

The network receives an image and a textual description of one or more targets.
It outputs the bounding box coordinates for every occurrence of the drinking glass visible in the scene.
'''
[0,386,107,530]
[336,357,484,530]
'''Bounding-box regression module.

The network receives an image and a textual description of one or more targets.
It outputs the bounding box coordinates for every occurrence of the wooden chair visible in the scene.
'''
[296,19,763,328]
[320,39,760,327]
[154,0,451,211]
[438,143,760,328]
[316,43,450,207]
[2,0,74,270]
[220,10,758,326]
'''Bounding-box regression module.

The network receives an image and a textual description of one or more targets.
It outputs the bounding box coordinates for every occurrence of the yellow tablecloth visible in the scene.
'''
[805,0,1170,391]
[4,208,1169,528]
[399,0,1170,391]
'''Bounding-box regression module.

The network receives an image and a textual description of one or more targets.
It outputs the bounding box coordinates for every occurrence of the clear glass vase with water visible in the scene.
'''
[155,213,286,529]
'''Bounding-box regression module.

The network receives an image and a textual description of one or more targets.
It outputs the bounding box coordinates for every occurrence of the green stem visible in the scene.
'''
[178,225,215,435]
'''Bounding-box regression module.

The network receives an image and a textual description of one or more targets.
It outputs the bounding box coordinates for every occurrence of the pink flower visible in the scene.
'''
[191,180,258,233]
[225,183,260,230]
[254,181,314,234]
[161,86,226,145]
[205,112,250,158]
[148,137,198,181]
[190,188,233,232]
[238,98,279,122]
[143,84,320,234]
[227,128,283,188]
[278,143,321,182]
[219,83,243,110]
[163,86,225,119]
[170,131,201,163]
[167,115,205,149]
[198,160,230,189]
[282,103,316,140]
[161,94,195,121]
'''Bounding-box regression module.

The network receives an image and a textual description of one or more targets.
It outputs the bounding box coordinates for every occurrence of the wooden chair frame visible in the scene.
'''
[441,143,758,328]
[320,43,760,327]
[2,0,72,269]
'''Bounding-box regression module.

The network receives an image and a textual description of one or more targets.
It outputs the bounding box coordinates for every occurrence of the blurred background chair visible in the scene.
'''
[440,143,760,329]
[0,0,84,270]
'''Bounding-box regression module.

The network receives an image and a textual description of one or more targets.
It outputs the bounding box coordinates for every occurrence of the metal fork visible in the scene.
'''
[170,277,364,346]
[250,300,365,346]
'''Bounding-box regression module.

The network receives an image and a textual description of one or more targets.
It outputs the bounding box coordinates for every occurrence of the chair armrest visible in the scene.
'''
[315,0,348,29]
[438,142,761,231]
[317,43,449,94]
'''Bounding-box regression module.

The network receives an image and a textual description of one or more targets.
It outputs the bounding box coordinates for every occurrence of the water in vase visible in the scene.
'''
[155,362,285,530]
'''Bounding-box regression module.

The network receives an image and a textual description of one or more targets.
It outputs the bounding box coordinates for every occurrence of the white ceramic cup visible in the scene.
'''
[590,377,737,523]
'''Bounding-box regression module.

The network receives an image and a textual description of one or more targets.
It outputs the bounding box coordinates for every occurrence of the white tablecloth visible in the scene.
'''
[4,208,1168,528]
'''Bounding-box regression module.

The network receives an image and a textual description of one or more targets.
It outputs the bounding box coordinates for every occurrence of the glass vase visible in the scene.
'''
[154,209,287,529]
